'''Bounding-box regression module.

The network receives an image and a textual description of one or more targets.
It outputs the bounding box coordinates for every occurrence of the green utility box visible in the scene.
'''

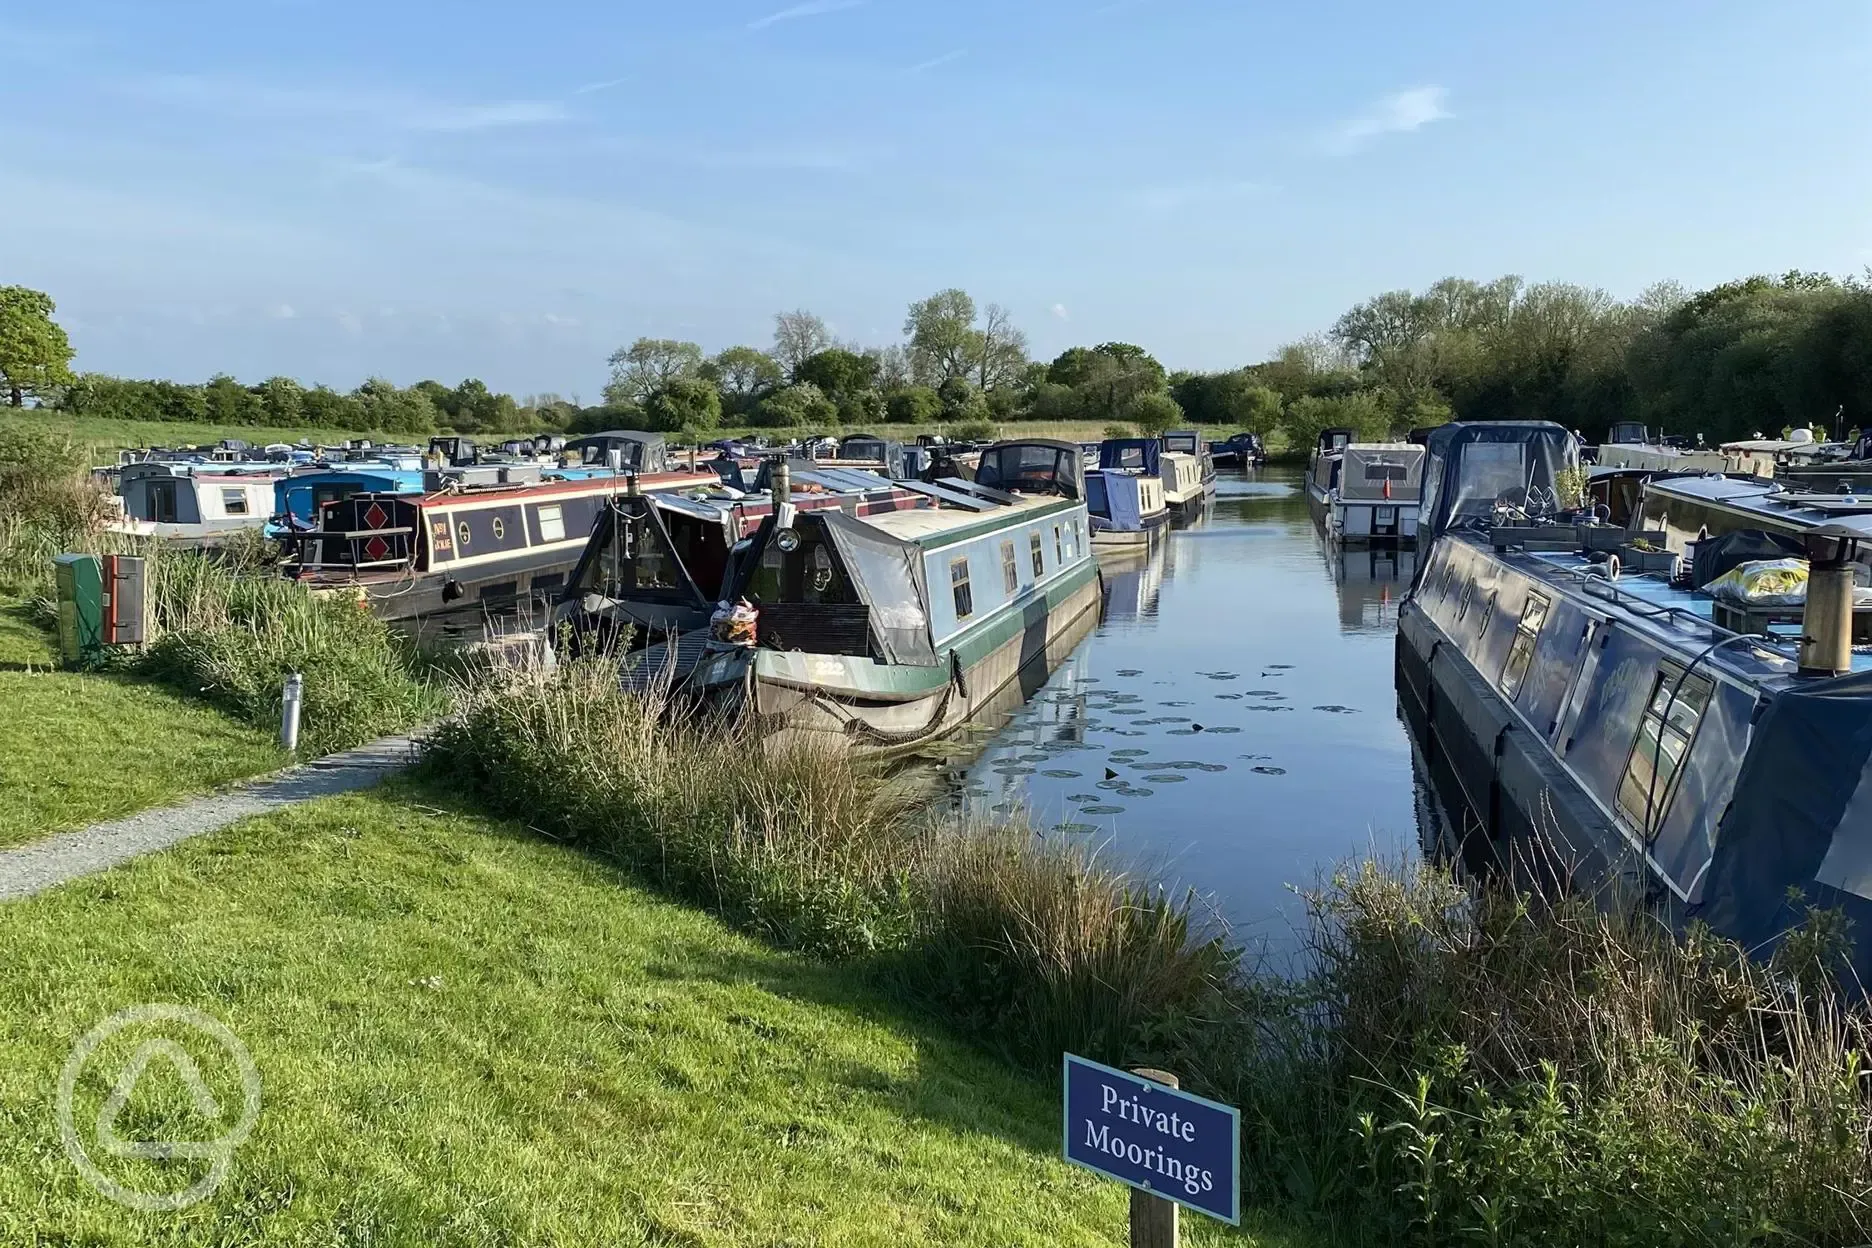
[53,553,104,664]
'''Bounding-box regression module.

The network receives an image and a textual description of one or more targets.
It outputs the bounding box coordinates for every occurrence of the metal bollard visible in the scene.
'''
[281,672,304,752]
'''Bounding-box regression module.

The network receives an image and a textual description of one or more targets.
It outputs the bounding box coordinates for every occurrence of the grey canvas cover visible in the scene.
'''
[816,510,938,666]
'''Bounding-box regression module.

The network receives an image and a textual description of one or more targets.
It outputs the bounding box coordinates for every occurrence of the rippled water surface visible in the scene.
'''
[935,466,1426,949]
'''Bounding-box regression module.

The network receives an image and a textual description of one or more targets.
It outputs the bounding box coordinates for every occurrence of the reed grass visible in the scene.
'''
[435,658,1872,1245]
[428,657,1236,1066]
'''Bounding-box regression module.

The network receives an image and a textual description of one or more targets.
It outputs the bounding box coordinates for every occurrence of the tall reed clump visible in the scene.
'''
[427,656,1236,1063]
[1191,862,1872,1247]
[0,431,113,601]
[135,549,440,754]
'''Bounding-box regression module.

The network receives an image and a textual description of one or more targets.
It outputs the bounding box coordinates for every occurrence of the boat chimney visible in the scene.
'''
[625,472,641,498]
[771,457,795,529]
[1799,525,1860,678]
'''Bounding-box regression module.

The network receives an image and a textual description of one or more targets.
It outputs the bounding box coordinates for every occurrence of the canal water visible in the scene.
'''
[933,467,1427,953]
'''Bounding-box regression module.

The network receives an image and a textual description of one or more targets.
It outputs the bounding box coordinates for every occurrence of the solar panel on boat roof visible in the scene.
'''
[937,477,1018,504]
[895,480,996,511]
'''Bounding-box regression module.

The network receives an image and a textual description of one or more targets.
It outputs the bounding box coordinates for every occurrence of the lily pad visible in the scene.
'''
[1251,766,1287,776]
[1143,774,1188,784]
[1053,822,1098,834]
[1080,805,1126,816]
[1042,769,1082,779]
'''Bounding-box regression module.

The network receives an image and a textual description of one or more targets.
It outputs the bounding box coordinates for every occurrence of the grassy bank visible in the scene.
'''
[0,601,285,846]
[0,783,1307,1245]
[1,411,421,456]
[0,433,435,847]
[432,660,1872,1246]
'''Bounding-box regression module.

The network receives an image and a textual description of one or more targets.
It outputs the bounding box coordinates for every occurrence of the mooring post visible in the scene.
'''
[280,672,303,752]
[1129,1068,1180,1248]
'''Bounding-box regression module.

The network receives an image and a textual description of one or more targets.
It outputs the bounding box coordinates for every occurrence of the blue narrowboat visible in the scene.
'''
[1398,420,1872,979]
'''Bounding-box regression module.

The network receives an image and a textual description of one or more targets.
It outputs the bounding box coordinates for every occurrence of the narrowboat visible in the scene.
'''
[286,456,718,621]
[1397,419,1872,981]
[1325,443,1424,546]
[1085,469,1170,547]
[1099,437,1208,515]
[568,439,1100,756]
[1209,432,1266,470]
[1305,427,1354,510]
[1161,430,1218,500]
[108,462,284,544]
[559,465,935,644]
[270,462,426,537]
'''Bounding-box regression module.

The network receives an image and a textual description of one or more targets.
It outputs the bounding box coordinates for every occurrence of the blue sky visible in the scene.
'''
[3,0,1868,399]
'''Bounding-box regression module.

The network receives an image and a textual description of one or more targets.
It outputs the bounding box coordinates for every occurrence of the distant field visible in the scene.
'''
[2,413,417,456]
[6,412,1270,457]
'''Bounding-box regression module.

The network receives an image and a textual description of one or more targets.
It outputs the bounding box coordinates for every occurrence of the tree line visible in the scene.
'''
[5,272,1870,447]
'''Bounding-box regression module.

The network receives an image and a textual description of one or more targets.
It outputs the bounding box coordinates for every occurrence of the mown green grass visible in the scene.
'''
[0,600,285,847]
[2,411,420,456]
[0,783,1316,1246]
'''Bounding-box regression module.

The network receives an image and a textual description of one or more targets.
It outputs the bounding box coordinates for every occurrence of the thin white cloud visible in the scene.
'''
[908,50,967,73]
[574,76,629,96]
[1330,86,1451,152]
[269,303,297,320]
[748,0,866,31]
[1051,303,1069,321]
[136,75,570,133]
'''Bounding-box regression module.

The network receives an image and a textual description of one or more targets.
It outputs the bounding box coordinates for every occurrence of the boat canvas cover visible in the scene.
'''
[1420,421,1578,537]
[1696,669,1872,981]
[1338,444,1424,502]
[1100,439,1161,475]
[1093,472,1144,527]
[816,510,938,666]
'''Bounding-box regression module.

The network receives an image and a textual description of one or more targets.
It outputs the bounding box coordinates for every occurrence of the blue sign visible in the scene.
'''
[1061,1053,1240,1224]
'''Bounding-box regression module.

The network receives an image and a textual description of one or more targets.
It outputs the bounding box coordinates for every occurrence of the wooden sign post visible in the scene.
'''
[1128,1069,1180,1248]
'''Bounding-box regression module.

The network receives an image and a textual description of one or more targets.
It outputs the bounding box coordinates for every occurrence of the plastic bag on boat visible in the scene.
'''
[710,598,758,646]
[1705,558,1809,606]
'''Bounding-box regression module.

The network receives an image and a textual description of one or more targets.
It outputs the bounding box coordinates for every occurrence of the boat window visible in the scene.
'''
[147,480,178,523]
[221,488,249,515]
[492,517,506,540]
[538,504,565,543]
[1363,463,1409,481]
[1030,532,1045,577]
[951,556,973,620]
[1054,525,1064,564]
[1499,592,1550,699]
[1617,663,1715,835]
[1455,577,1475,622]
[1001,540,1019,594]
[457,520,472,548]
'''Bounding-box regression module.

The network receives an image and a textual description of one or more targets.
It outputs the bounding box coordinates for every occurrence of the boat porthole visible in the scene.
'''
[458,521,472,547]
[492,517,505,540]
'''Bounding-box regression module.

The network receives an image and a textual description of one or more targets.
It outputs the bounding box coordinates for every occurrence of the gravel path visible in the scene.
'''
[0,735,420,901]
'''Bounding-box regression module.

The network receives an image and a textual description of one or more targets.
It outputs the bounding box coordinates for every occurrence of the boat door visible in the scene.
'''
[145,478,180,523]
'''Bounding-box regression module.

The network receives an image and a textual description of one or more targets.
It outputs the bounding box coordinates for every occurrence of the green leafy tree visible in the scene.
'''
[702,346,783,416]
[1047,343,1167,420]
[1123,391,1182,435]
[838,389,886,428]
[301,385,364,429]
[1025,382,1081,422]
[936,376,987,422]
[352,378,437,434]
[755,382,836,429]
[796,348,880,403]
[567,401,645,435]
[204,374,264,426]
[1282,391,1392,448]
[906,289,980,386]
[0,286,76,407]
[604,338,704,405]
[255,376,305,427]
[645,377,722,433]
[885,385,942,425]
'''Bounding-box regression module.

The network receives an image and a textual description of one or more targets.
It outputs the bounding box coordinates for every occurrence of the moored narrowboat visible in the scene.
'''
[286,462,718,621]
[1085,469,1170,547]
[1326,442,1424,546]
[109,462,284,545]
[1305,427,1354,511]
[566,439,1099,756]
[1397,419,1872,982]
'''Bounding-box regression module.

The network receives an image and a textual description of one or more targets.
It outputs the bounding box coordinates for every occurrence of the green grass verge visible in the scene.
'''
[0,783,1316,1246]
[1,412,423,456]
[0,600,284,847]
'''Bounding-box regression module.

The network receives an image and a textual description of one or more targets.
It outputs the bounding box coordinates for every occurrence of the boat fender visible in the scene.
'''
[1605,553,1621,581]
[950,649,967,700]
[442,579,465,603]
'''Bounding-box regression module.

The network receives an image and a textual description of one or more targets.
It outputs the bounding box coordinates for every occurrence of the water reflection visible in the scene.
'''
[934,467,1425,950]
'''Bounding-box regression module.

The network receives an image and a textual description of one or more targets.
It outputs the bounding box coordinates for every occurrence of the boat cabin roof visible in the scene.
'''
[862,491,1073,545]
